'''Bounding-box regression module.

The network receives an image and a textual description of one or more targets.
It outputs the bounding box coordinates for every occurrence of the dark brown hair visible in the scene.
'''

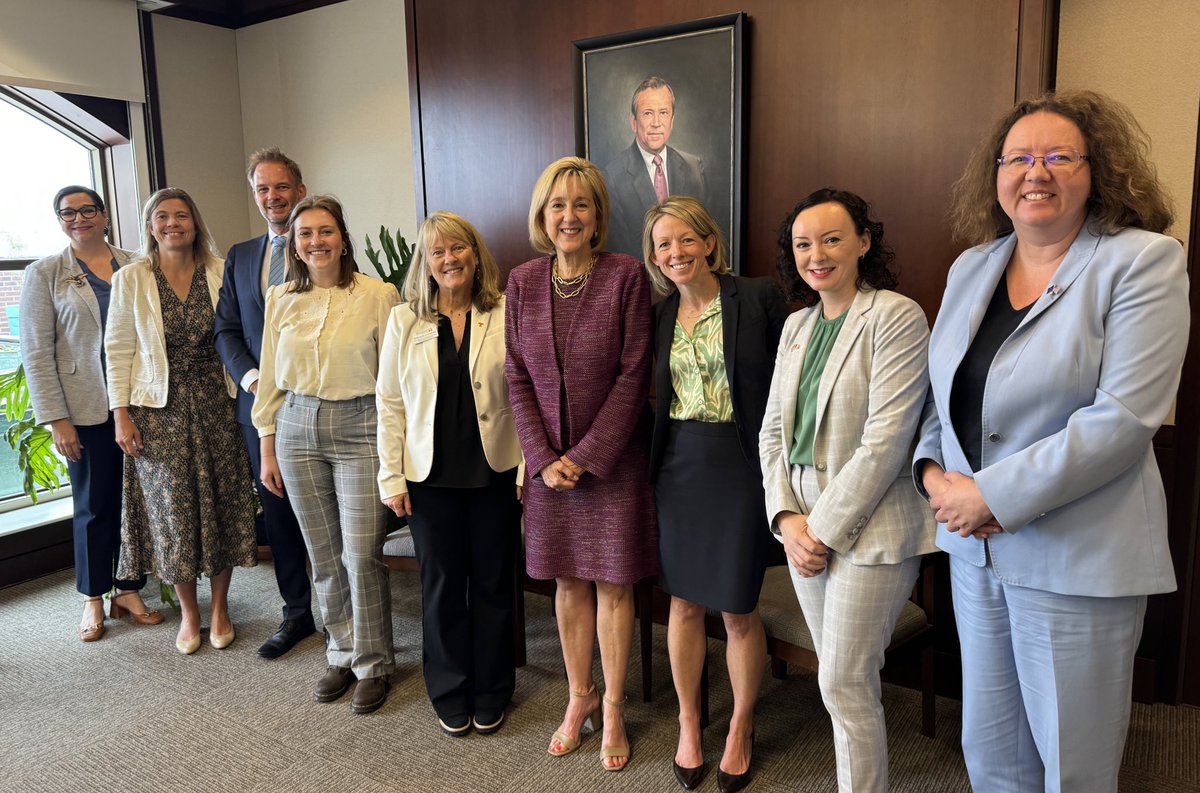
[775,188,897,306]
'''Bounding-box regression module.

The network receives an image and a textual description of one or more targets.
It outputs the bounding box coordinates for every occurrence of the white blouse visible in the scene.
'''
[252,273,400,436]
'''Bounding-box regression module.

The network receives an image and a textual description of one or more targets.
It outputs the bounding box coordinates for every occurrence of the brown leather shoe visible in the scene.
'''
[350,676,389,714]
[79,597,105,642]
[313,667,355,702]
[110,591,165,625]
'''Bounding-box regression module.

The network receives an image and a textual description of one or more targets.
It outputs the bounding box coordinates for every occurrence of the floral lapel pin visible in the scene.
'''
[65,272,88,288]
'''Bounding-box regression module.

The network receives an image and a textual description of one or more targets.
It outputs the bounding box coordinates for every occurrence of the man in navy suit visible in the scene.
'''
[215,147,315,658]
[603,76,708,259]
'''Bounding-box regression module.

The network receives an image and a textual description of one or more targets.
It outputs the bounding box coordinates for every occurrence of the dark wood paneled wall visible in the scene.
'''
[406,0,1035,321]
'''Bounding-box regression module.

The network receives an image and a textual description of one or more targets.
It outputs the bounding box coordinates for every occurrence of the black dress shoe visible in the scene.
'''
[472,709,506,735]
[717,731,754,793]
[438,714,472,737]
[673,760,706,790]
[350,676,389,714]
[257,616,317,659]
[314,666,355,702]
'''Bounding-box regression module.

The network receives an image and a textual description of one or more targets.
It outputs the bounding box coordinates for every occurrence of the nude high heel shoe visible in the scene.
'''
[547,684,602,756]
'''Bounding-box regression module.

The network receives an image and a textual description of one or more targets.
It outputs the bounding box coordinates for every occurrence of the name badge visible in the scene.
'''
[415,328,438,344]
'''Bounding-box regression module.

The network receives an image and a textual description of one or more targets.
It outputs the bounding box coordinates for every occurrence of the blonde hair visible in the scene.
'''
[641,196,730,295]
[138,187,221,269]
[403,211,502,322]
[527,156,610,255]
[950,89,1174,245]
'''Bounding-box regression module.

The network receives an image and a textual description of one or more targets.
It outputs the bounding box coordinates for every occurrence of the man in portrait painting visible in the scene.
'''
[603,76,709,260]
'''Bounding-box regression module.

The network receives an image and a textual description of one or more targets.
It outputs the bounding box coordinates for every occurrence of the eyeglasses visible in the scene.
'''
[56,205,101,221]
[996,149,1090,173]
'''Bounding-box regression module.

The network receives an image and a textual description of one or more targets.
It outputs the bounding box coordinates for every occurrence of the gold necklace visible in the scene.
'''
[552,255,596,299]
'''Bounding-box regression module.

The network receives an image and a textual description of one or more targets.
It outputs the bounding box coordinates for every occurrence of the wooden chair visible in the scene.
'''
[642,557,938,738]
[755,558,937,737]
[383,524,528,667]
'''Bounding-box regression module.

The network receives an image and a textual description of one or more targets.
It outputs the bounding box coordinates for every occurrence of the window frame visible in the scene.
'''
[0,86,130,513]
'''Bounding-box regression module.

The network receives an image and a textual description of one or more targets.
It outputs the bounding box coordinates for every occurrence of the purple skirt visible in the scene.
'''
[523,432,658,586]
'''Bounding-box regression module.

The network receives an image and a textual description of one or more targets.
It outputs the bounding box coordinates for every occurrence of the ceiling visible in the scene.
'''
[140,0,351,29]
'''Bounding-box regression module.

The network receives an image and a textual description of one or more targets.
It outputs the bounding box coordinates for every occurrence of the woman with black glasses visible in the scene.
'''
[20,186,163,642]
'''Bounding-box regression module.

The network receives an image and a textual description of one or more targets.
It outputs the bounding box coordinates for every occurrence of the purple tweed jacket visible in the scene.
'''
[505,252,652,481]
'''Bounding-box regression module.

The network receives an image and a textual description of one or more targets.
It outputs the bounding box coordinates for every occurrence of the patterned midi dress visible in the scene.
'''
[116,264,258,585]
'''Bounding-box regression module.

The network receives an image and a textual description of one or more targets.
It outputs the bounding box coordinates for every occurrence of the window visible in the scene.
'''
[0,89,111,507]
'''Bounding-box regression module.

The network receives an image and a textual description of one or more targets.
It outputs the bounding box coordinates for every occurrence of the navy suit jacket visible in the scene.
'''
[649,274,787,477]
[214,233,270,426]
[603,141,708,260]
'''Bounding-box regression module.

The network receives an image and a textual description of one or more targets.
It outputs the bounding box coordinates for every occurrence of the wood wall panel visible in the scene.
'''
[407,0,1026,320]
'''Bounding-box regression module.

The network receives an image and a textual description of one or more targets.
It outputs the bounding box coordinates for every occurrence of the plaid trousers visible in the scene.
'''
[276,393,394,680]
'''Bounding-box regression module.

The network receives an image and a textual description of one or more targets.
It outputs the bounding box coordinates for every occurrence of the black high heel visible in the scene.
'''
[673,759,706,790]
[717,730,754,793]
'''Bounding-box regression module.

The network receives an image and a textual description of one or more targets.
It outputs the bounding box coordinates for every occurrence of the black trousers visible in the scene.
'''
[407,476,520,720]
[71,418,145,596]
[240,422,313,620]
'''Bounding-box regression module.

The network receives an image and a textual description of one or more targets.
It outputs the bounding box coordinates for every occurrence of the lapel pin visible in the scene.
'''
[1046,284,1062,296]
[790,343,802,352]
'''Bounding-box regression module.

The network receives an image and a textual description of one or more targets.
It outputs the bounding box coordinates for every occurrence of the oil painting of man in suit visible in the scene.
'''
[603,76,709,259]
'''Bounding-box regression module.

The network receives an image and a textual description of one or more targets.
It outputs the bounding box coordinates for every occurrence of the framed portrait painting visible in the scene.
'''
[573,13,746,269]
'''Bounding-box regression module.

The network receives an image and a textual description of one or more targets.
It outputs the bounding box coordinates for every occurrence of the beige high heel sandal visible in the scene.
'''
[601,694,630,772]
[547,684,602,756]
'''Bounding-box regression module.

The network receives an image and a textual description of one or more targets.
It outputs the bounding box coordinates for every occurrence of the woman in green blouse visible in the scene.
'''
[758,188,936,793]
[645,196,788,793]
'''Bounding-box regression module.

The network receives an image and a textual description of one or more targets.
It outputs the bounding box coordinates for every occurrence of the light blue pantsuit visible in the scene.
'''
[916,220,1188,792]
[950,558,1145,793]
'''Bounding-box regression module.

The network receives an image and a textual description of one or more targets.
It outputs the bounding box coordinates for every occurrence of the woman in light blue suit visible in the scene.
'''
[376,211,523,736]
[760,188,936,793]
[916,90,1187,793]
[20,185,163,642]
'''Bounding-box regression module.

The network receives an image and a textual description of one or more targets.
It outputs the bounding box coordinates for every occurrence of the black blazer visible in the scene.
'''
[649,273,789,478]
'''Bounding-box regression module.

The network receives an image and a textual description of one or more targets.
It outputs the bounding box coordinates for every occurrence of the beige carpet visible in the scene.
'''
[2,563,1197,792]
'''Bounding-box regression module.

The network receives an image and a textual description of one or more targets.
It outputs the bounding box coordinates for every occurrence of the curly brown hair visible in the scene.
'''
[949,89,1174,245]
[775,188,897,306]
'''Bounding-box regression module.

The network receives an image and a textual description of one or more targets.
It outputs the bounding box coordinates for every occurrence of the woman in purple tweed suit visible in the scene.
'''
[505,156,657,772]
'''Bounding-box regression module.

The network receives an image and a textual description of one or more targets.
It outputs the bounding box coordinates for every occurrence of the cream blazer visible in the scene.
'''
[376,295,524,499]
[105,256,235,409]
[760,288,937,565]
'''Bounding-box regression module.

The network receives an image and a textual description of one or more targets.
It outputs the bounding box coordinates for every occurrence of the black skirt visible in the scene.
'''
[655,420,773,614]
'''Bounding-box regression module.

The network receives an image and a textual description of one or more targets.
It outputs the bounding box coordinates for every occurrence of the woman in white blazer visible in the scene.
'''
[105,188,258,655]
[376,211,523,736]
[760,188,936,793]
[20,185,162,642]
[916,90,1188,793]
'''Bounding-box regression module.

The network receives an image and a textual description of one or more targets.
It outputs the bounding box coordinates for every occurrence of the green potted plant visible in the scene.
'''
[363,226,414,296]
[0,364,66,503]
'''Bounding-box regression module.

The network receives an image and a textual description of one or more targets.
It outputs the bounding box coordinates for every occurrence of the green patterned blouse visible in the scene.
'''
[789,309,848,465]
[668,296,733,423]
